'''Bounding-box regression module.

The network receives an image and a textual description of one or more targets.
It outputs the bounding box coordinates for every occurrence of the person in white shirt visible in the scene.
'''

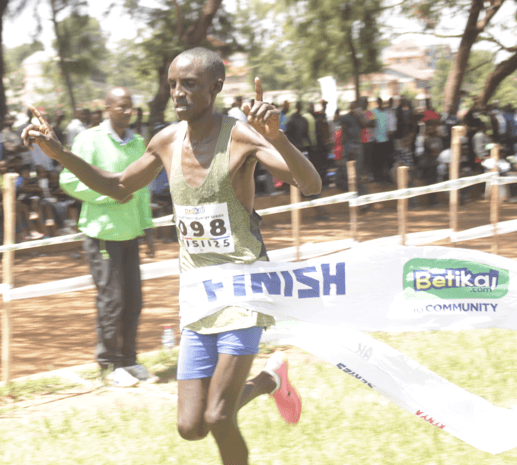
[66,107,90,147]
[227,96,248,122]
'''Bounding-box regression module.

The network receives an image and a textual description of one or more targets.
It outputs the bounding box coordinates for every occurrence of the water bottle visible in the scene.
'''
[162,325,175,353]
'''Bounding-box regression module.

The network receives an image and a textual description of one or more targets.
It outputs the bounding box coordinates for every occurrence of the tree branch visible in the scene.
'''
[476,0,504,31]
[181,0,224,45]
[478,50,517,105]
[465,59,493,74]
[477,33,517,53]
[172,0,182,38]
[392,30,463,39]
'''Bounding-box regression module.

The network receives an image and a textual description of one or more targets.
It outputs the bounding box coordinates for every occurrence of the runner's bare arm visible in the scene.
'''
[241,78,322,196]
[21,105,164,202]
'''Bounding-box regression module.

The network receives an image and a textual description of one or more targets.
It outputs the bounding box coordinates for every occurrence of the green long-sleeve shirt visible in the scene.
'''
[59,123,153,241]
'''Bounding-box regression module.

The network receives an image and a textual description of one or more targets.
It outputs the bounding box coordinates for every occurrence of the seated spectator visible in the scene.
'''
[2,114,29,164]
[15,165,45,240]
[472,119,492,161]
[42,169,81,235]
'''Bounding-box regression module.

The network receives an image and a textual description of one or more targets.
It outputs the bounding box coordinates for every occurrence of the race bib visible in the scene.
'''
[175,203,235,254]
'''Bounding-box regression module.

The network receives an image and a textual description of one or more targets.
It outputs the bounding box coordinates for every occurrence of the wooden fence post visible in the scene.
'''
[490,144,500,254]
[347,160,358,242]
[397,165,409,245]
[2,173,17,386]
[290,185,301,261]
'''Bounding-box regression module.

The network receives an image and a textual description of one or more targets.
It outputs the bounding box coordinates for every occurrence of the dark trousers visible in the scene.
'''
[373,141,391,182]
[83,236,142,368]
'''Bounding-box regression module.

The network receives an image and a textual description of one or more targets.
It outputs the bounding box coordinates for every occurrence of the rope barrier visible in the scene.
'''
[0,171,501,254]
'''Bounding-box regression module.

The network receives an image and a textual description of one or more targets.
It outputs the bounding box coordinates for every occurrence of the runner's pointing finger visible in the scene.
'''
[255,77,263,103]
[28,103,50,130]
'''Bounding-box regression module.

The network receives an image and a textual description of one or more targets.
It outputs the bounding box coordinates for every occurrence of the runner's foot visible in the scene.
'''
[263,352,302,424]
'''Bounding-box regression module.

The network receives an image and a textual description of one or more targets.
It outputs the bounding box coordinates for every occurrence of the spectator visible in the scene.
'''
[392,133,418,209]
[441,103,460,149]
[15,164,45,240]
[489,100,507,146]
[421,122,443,206]
[228,96,248,122]
[332,108,343,164]
[2,114,29,164]
[421,98,440,123]
[360,97,377,182]
[66,107,89,147]
[89,109,103,128]
[339,101,362,178]
[313,100,332,185]
[279,100,290,132]
[52,110,66,145]
[372,97,390,184]
[130,107,149,141]
[60,86,155,384]
[472,119,492,161]
[503,104,516,153]
[386,97,398,153]
[150,109,170,139]
[285,101,312,151]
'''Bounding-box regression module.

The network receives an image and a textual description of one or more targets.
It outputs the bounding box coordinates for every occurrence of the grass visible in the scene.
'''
[0,331,516,464]
[0,376,80,406]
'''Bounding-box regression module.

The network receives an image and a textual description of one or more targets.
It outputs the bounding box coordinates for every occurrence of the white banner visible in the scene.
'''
[262,321,517,455]
[179,245,517,454]
[179,245,517,332]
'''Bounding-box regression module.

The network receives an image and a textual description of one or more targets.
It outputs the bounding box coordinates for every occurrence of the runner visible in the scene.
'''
[22,46,322,465]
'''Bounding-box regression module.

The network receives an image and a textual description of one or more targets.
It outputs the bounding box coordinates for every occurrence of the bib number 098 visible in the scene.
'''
[178,219,227,237]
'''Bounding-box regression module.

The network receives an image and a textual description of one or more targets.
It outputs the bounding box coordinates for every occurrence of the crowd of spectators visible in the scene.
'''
[2,95,516,244]
[0,104,176,244]
[231,93,517,207]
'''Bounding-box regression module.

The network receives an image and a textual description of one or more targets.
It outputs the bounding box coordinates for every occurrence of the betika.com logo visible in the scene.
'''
[403,258,509,299]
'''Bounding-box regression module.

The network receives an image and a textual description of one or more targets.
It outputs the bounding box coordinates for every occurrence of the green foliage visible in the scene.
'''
[238,0,384,95]
[106,38,159,106]
[4,41,44,73]
[125,0,237,76]
[52,13,109,80]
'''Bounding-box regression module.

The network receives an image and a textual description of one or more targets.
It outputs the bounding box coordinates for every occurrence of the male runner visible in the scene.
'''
[22,47,322,465]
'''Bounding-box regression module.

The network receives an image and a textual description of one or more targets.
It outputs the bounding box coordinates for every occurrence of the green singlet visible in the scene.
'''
[170,116,275,334]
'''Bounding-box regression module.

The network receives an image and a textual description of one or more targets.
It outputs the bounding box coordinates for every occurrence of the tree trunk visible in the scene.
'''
[148,55,173,123]
[182,0,224,45]
[478,51,517,106]
[50,0,76,112]
[148,0,223,123]
[0,0,9,119]
[442,0,484,111]
[443,0,505,111]
[348,33,361,101]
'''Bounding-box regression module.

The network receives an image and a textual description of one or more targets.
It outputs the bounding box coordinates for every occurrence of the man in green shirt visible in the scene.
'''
[60,87,155,385]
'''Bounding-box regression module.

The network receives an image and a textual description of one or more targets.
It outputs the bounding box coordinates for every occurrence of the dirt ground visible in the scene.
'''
[3,186,517,381]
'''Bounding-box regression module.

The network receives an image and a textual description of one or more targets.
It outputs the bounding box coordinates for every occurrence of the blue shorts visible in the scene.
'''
[177,326,264,380]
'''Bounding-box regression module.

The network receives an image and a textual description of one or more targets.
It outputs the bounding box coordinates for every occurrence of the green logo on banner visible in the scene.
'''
[403,258,509,300]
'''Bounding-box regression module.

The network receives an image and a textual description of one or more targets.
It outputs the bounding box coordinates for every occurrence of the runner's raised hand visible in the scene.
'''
[242,77,280,140]
[21,104,62,159]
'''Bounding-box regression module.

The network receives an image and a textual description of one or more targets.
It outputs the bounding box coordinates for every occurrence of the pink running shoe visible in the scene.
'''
[263,352,302,424]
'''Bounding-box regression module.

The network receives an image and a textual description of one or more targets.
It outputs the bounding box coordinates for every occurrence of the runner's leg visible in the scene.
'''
[177,378,211,440]
[205,353,256,465]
